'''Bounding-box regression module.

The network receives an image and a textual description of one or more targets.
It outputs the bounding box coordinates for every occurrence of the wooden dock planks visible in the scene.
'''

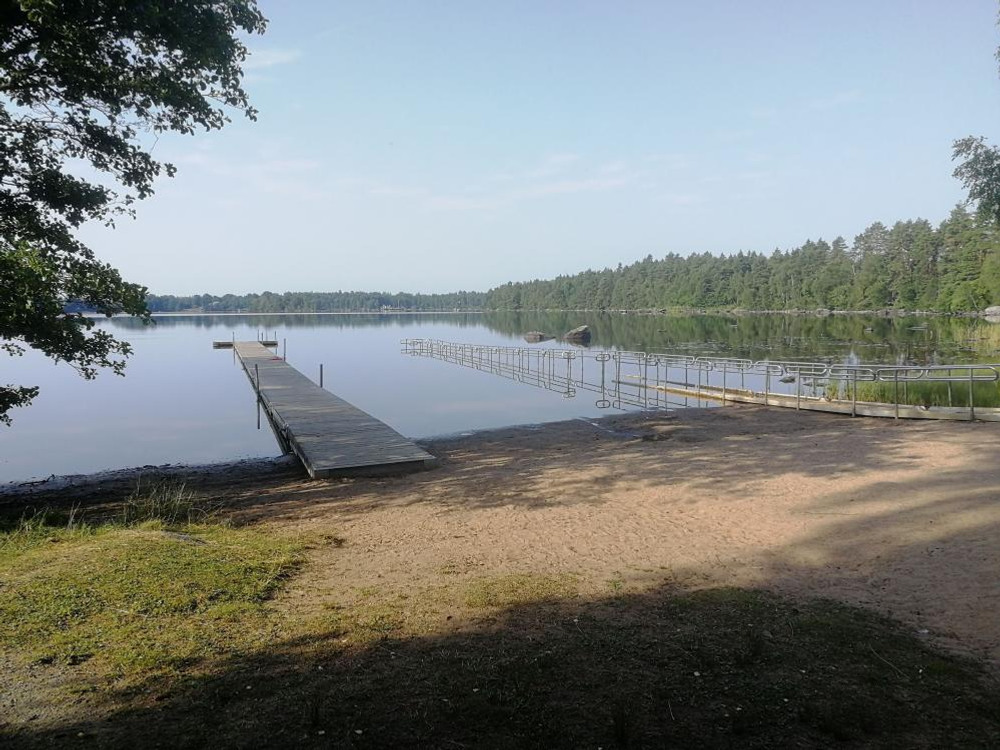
[232,342,434,478]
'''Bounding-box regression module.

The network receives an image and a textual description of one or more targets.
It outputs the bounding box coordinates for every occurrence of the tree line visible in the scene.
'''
[146,205,1000,316]
[485,206,1000,313]
[145,290,487,313]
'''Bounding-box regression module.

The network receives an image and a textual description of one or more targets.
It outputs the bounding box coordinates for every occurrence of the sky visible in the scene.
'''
[77,0,1000,296]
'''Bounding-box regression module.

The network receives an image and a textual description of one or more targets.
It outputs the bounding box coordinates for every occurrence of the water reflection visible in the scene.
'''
[402,340,696,412]
[103,311,1000,367]
[105,312,488,332]
[479,312,1000,366]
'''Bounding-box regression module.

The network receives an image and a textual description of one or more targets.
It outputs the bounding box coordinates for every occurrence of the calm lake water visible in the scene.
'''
[3,311,999,484]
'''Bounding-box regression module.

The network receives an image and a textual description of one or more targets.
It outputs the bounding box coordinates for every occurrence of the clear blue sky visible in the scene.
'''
[79,0,1000,295]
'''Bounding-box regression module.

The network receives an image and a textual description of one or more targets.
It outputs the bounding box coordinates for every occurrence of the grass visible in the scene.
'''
[463,572,578,609]
[828,379,1000,409]
[0,482,305,684]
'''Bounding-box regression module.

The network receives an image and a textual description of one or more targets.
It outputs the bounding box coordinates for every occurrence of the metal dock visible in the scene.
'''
[402,339,1000,422]
[231,342,434,478]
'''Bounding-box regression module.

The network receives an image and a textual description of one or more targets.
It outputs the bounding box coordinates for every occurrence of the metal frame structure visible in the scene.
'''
[401,339,1000,421]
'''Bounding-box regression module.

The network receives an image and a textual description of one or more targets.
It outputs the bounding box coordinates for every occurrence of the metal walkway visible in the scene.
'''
[232,342,434,477]
[402,339,1000,422]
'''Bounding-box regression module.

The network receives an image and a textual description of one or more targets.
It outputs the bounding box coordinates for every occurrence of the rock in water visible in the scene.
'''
[523,331,554,343]
[983,305,1000,319]
[562,325,591,343]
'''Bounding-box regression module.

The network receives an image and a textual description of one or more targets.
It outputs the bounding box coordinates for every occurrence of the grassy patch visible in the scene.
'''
[463,572,578,609]
[0,485,304,684]
[831,379,1000,409]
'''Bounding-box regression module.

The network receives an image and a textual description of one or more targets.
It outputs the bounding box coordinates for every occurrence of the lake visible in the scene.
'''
[3,311,999,484]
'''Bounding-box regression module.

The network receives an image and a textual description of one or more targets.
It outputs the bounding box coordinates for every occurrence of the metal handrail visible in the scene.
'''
[401,339,1000,419]
[402,339,999,382]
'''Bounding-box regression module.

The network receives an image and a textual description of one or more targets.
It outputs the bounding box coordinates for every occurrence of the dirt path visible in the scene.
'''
[217,405,1000,667]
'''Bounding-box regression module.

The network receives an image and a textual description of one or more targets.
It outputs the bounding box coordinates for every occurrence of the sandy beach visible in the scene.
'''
[150,403,1000,669]
[5,404,999,666]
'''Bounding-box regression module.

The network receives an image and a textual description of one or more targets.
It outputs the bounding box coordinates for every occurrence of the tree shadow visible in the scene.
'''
[4,584,999,749]
[220,406,945,524]
[755,469,1000,665]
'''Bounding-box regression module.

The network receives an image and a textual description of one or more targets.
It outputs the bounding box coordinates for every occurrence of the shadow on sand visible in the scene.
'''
[5,584,1000,749]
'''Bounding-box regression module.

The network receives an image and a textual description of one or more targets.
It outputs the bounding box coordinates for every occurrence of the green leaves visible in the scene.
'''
[953,136,1000,224]
[0,1,266,423]
[483,211,1000,313]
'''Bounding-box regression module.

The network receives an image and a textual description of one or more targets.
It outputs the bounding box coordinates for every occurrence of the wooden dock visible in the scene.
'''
[213,339,277,349]
[230,342,435,478]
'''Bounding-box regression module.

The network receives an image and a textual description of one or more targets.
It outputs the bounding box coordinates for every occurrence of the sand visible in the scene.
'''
[6,404,998,668]
[217,405,1000,668]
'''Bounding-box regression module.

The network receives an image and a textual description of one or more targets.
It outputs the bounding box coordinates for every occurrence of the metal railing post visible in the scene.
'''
[894,371,899,420]
[970,369,975,421]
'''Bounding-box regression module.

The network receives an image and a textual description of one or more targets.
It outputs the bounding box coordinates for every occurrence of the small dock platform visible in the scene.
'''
[213,340,278,349]
[230,342,435,478]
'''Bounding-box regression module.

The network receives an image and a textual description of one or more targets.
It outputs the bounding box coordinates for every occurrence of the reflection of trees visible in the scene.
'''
[105,313,489,332]
[483,312,1000,365]
[102,312,1000,365]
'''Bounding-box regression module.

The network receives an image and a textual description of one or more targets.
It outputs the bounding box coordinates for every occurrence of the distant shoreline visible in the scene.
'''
[89,307,995,318]
[144,310,488,317]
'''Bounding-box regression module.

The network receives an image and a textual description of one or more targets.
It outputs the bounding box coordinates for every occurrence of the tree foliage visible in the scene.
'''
[485,208,1000,313]
[145,290,487,314]
[0,0,266,423]
[953,136,1000,223]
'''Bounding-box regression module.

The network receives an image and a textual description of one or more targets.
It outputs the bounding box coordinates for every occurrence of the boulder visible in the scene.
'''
[562,325,591,343]
[523,331,554,343]
[983,305,1000,318]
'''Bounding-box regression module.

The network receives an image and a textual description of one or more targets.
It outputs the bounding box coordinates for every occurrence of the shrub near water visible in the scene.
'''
[0,485,304,682]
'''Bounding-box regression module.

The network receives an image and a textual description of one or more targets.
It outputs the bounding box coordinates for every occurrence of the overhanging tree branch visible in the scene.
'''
[0,0,267,423]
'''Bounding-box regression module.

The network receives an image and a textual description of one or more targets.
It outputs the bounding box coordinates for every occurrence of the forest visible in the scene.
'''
[485,206,1000,313]
[146,289,487,313]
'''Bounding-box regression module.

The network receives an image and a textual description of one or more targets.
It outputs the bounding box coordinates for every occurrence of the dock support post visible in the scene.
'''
[283,338,287,361]
[969,369,975,421]
[851,371,857,417]
[765,370,770,406]
[894,371,899,420]
[320,363,324,389]
[255,363,261,430]
[796,373,801,410]
[722,363,727,405]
